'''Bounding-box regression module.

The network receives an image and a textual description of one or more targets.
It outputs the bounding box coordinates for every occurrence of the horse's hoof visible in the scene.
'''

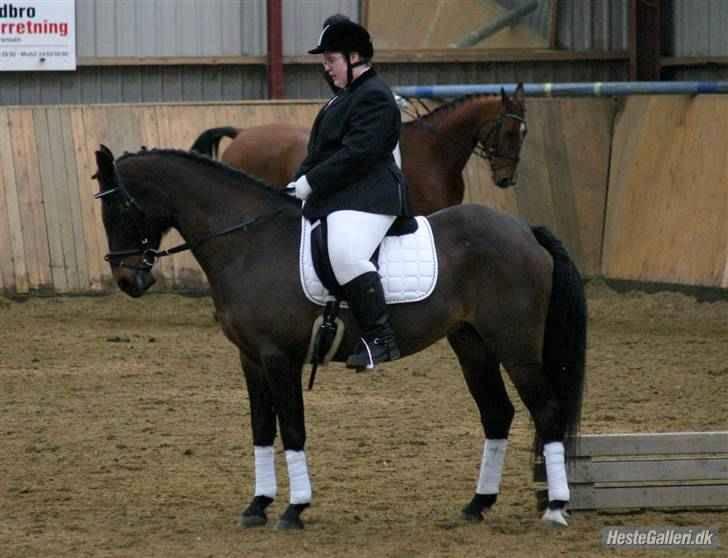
[541,506,569,527]
[461,493,495,522]
[240,513,268,528]
[275,503,309,530]
[275,517,304,530]
[461,509,483,522]
[240,495,273,528]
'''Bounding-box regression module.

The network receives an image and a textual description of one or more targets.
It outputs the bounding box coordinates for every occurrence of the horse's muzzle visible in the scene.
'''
[496,176,516,188]
[116,270,156,298]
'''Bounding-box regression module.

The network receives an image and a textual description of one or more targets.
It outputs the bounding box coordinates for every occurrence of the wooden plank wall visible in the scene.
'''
[465,98,614,276]
[0,97,726,294]
[603,95,728,288]
[534,432,728,510]
[0,102,320,295]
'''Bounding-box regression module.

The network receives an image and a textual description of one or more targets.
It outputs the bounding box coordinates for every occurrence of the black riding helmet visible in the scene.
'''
[310,16,374,88]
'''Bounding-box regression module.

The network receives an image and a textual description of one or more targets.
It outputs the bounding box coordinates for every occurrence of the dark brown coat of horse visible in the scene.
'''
[191,85,526,215]
[94,146,585,531]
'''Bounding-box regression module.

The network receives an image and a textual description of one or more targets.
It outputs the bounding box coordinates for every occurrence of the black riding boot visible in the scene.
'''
[343,271,401,370]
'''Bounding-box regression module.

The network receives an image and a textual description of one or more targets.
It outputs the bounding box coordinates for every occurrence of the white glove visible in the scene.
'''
[287,175,312,200]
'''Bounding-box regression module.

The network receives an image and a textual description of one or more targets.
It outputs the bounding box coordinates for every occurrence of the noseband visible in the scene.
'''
[95,183,159,272]
[477,112,527,165]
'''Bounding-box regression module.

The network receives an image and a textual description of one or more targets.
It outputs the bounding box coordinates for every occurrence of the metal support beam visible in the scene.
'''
[394,81,728,98]
[629,0,662,81]
[267,0,284,99]
[454,0,539,48]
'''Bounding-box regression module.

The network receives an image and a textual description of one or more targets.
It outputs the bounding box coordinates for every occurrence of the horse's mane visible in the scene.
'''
[116,148,302,208]
[403,93,500,128]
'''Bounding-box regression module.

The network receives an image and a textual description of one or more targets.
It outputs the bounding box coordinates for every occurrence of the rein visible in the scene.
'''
[96,178,284,272]
[104,210,283,271]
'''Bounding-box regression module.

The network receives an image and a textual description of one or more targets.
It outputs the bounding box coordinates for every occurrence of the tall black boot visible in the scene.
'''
[342,271,401,370]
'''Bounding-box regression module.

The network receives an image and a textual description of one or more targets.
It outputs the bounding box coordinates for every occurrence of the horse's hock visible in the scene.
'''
[1,96,728,295]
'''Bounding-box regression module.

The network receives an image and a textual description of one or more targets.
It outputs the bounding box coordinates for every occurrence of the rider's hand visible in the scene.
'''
[287,175,312,200]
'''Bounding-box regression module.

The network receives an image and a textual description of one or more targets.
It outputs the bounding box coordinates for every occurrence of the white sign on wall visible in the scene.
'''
[0,1,76,71]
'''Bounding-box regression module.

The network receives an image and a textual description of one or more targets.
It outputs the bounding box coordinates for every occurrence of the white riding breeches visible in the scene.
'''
[326,210,396,286]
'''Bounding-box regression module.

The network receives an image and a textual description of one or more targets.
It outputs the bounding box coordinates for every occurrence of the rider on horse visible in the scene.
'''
[287,16,410,370]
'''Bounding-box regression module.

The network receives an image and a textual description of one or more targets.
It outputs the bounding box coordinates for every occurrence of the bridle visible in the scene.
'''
[95,175,282,272]
[476,112,527,167]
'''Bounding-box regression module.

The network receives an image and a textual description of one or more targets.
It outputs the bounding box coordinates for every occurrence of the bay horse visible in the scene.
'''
[190,84,526,214]
[94,145,586,530]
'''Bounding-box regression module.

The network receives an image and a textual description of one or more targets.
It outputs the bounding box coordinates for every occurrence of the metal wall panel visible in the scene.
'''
[496,0,555,42]
[0,67,266,106]
[0,58,629,106]
[282,0,359,55]
[558,0,628,51]
[75,0,266,57]
[283,61,629,99]
[672,0,728,57]
[669,67,728,81]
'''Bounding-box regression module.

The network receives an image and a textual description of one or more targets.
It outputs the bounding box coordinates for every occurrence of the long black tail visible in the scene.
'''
[189,126,240,158]
[531,226,587,455]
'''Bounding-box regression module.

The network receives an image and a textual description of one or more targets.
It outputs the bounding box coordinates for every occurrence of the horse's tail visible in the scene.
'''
[531,225,587,457]
[189,126,240,158]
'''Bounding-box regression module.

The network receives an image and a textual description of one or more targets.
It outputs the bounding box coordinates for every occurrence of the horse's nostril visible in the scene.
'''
[137,272,156,292]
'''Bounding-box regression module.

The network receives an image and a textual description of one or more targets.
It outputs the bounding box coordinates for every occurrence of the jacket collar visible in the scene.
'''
[347,67,377,92]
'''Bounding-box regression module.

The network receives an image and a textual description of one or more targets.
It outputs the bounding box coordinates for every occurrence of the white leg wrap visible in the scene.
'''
[254,445,276,498]
[476,438,508,494]
[543,441,570,502]
[285,450,312,505]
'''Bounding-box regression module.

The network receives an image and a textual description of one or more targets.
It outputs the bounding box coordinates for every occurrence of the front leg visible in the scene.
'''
[263,349,311,530]
[240,356,278,528]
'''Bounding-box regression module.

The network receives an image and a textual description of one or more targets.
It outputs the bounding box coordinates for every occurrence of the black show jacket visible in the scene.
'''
[295,69,410,222]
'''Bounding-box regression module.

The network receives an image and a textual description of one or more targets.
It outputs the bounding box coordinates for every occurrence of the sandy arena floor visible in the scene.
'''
[1,281,727,557]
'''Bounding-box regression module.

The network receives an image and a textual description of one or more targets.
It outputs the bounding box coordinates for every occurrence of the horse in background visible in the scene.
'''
[94,144,585,530]
[191,84,526,215]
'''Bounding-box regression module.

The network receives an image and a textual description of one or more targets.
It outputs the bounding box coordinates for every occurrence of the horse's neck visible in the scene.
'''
[156,161,282,265]
[424,98,499,171]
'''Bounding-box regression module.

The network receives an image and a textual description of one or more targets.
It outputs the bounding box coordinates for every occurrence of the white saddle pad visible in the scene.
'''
[300,216,438,306]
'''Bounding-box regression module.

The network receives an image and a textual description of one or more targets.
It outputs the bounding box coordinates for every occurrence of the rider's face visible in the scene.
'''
[322,52,360,89]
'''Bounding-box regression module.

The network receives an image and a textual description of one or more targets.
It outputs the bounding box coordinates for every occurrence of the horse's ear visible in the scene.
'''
[94,145,116,188]
[514,82,525,105]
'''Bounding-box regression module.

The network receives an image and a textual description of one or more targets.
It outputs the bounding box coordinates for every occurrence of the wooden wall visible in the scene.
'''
[464,98,614,276]
[0,102,320,295]
[603,96,728,288]
[0,96,726,295]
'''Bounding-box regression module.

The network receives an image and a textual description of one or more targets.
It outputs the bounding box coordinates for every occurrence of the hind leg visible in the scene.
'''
[239,356,278,528]
[500,357,570,526]
[448,325,515,522]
